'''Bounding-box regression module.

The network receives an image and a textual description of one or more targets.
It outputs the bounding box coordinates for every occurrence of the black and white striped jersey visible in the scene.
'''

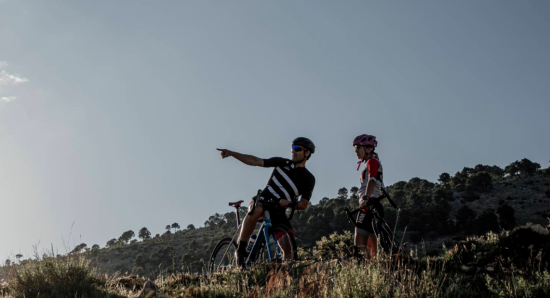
[260,157,315,202]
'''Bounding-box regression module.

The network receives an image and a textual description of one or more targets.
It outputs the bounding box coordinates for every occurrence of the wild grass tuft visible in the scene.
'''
[5,253,121,298]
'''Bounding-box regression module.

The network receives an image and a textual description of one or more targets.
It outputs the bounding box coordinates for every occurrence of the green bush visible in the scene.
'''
[312,231,354,260]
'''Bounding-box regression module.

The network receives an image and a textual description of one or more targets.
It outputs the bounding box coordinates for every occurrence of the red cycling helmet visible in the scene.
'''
[353,134,377,147]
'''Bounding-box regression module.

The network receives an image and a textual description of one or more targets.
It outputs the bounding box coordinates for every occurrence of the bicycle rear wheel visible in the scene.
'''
[208,238,237,274]
[260,225,297,263]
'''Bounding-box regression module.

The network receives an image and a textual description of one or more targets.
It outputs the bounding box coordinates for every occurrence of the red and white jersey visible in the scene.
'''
[358,157,384,199]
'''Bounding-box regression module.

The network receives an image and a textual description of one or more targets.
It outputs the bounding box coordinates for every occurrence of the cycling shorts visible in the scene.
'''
[355,202,384,235]
[259,197,294,231]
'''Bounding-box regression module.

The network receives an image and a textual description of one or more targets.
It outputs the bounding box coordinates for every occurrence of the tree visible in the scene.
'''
[517,158,541,177]
[71,243,87,254]
[91,244,100,256]
[171,222,181,233]
[466,172,493,191]
[138,227,151,241]
[188,239,198,250]
[165,225,171,232]
[450,171,467,189]
[187,224,195,230]
[505,161,520,177]
[497,204,516,230]
[461,167,474,178]
[337,187,348,199]
[162,230,172,238]
[106,238,118,247]
[432,188,453,201]
[118,230,135,245]
[438,173,451,185]
[15,254,23,263]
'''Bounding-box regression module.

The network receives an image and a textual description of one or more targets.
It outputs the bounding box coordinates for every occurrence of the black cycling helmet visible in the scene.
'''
[292,137,316,154]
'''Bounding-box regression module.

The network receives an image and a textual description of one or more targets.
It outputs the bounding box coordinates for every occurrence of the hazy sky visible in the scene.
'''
[1,1,549,260]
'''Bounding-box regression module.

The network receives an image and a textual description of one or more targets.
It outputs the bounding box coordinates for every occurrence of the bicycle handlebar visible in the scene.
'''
[381,187,398,209]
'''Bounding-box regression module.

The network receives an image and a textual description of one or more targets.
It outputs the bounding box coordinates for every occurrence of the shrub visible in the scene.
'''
[409,231,422,243]
[475,209,500,235]
[497,204,516,230]
[312,231,354,260]
[134,254,148,267]
[6,255,106,298]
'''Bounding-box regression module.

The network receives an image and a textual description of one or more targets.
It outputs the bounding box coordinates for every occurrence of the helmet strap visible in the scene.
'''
[293,150,309,165]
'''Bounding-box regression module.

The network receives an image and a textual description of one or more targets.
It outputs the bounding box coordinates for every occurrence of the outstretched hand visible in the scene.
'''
[217,148,232,159]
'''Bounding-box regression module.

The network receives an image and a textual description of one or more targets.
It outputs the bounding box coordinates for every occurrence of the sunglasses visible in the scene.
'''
[291,145,307,152]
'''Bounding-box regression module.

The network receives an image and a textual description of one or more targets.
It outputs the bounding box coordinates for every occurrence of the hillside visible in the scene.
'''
[70,162,550,277]
[2,159,549,280]
[1,159,549,297]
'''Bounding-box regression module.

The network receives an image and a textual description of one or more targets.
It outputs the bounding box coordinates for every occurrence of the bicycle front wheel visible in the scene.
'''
[260,225,297,263]
[373,219,400,254]
[208,238,237,274]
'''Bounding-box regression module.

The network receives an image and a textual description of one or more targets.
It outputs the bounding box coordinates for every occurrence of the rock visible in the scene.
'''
[138,281,158,298]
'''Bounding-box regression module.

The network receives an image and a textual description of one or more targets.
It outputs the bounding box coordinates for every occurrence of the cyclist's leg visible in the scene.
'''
[237,201,264,256]
[355,228,377,258]
[366,233,377,258]
[272,213,294,260]
[355,209,377,258]
[369,204,385,257]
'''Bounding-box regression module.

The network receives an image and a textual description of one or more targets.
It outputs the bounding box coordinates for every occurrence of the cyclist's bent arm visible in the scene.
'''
[364,179,376,198]
[362,158,379,199]
[218,149,264,167]
[296,199,309,211]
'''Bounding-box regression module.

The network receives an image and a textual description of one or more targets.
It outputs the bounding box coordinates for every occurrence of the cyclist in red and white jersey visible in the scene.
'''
[353,134,385,258]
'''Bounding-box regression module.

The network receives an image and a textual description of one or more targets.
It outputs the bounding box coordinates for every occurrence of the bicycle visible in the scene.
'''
[344,187,403,254]
[208,190,298,273]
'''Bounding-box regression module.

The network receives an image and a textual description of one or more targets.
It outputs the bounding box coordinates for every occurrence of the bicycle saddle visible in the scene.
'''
[228,200,244,207]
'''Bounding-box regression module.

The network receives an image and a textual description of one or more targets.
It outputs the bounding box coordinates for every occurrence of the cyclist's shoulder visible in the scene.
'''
[366,157,382,169]
[300,167,315,184]
[263,157,292,167]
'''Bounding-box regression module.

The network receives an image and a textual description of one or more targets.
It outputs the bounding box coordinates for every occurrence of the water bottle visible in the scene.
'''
[247,234,257,252]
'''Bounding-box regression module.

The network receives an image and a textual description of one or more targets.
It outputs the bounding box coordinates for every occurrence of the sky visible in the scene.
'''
[1,1,549,260]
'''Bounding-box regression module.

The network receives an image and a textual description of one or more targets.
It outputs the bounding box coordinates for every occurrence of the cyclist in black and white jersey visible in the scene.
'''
[217,137,316,265]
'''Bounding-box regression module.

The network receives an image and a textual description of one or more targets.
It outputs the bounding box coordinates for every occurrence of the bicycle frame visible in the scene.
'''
[344,187,401,251]
[227,190,287,265]
[246,209,282,264]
